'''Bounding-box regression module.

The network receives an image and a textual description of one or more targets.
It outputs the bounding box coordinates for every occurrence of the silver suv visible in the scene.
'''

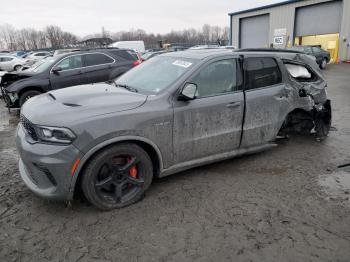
[16,49,332,210]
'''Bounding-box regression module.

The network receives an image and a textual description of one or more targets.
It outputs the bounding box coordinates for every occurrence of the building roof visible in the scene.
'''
[228,0,306,16]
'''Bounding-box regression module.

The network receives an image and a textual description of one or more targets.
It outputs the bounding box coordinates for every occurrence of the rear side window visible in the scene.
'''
[110,50,138,61]
[284,62,318,82]
[244,57,282,90]
[84,53,114,66]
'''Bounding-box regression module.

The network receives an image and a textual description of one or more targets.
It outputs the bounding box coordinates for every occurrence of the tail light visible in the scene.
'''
[133,60,141,66]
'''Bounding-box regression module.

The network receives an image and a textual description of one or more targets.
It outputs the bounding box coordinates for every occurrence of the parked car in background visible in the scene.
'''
[1,48,140,107]
[109,41,146,53]
[168,46,187,52]
[16,49,331,210]
[20,55,53,71]
[141,50,171,61]
[11,51,27,57]
[0,55,25,72]
[53,49,81,56]
[24,51,52,66]
[189,45,221,50]
[288,45,331,69]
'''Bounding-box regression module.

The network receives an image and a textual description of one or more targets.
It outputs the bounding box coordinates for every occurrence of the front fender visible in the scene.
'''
[67,135,164,198]
[7,78,50,93]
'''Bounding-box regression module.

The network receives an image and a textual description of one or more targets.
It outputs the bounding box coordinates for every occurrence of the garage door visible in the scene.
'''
[295,1,342,37]
[240,14,270,48]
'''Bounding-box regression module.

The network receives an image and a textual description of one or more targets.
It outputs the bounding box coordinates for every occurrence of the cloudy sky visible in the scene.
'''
[0,0,283,36]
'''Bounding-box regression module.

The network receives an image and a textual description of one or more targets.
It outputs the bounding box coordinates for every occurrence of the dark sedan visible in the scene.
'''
[289,45,331,69]
[0,48,140,108]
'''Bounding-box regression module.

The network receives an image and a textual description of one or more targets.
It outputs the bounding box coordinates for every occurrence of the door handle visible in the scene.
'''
[77,71,83,75]
[226,102,241,108]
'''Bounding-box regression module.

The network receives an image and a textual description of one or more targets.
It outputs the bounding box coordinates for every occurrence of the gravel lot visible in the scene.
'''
[0,64,350,262]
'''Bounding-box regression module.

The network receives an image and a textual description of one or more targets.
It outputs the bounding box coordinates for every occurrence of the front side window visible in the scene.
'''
[85,53,114,66]
[244,57,282,90]
[57,55,82,71]
[191,59,238,98]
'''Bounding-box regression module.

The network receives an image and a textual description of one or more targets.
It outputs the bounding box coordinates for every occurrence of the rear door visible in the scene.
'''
[82,53,115,84]
[49,54,83,89]
[241,57,291,147]
[173,57,244,164]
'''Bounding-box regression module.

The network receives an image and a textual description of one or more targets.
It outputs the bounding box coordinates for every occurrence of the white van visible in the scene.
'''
[109,41,145,53]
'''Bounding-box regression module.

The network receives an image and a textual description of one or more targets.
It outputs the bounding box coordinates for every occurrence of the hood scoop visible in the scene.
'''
[62,102,81,107]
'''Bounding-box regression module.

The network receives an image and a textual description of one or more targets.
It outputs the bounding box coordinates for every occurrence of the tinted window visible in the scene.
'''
[57,55,82,70]
[244,57,282,90]
[85,53,114,66]
[0,57,13,62]
[35,53,47,56]
[110,50,137,61]
[192,59,237,97]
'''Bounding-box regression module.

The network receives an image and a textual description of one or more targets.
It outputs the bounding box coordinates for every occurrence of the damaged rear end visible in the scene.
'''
[279,57,332,139]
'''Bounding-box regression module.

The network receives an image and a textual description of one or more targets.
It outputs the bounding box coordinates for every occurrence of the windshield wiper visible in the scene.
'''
[115,83,138,93]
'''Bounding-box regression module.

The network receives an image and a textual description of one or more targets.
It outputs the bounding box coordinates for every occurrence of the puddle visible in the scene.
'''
[319,165,350,201]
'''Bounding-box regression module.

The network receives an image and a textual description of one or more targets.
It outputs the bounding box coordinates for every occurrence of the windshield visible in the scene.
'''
[116,56,197,94]
[31,57,56,73]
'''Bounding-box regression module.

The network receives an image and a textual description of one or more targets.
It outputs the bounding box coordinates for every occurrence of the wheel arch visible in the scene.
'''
[278,107,314,135]
[70,136,164,199]
[18,86,45,98]
[13,64,22,70]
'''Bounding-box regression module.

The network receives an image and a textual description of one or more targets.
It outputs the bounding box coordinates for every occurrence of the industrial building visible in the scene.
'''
[229,0,350,61]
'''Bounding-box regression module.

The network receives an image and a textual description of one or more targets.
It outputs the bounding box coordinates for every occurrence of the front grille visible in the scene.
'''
[20,115,38,141]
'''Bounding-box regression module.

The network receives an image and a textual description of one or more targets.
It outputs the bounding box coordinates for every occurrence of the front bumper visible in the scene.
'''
[16,124,82,201]
[1,86,18,108]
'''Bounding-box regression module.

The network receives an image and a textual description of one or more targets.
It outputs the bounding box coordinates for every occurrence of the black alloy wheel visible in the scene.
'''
[82,143,153,210]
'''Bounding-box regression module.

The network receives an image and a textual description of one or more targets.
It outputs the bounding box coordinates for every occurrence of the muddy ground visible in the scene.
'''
[0,64,350,262]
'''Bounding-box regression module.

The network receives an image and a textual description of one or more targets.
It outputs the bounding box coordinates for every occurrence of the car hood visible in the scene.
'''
[0,71,36,87]
[21,83,148,126]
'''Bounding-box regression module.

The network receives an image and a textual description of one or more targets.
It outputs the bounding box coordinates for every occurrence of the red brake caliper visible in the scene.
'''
[128,157,138,178]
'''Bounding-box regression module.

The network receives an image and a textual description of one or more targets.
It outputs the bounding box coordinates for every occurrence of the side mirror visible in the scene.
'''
[178,83,197,101]
[51,66,62,74]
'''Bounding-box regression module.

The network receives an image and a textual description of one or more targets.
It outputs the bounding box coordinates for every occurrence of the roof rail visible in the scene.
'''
[234,48,304,54]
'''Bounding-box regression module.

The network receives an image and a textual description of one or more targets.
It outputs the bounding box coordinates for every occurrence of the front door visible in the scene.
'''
[241,57,291,147]
[50,54,83,89]
[173,58,244,164]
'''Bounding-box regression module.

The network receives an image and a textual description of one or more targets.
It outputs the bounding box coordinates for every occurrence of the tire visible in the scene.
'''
[19,90,42,107]
[13,65,22,71]
[320,58,327,70]
[81,143,153,210]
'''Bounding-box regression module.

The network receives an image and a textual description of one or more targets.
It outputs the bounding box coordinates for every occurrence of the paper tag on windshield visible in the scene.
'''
[172,60,192,68]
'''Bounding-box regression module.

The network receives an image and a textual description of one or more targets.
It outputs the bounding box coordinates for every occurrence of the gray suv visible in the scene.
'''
[16,49,331,210]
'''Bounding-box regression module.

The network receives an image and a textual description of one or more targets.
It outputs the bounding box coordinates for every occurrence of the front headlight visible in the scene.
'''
[36,126,76,144]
